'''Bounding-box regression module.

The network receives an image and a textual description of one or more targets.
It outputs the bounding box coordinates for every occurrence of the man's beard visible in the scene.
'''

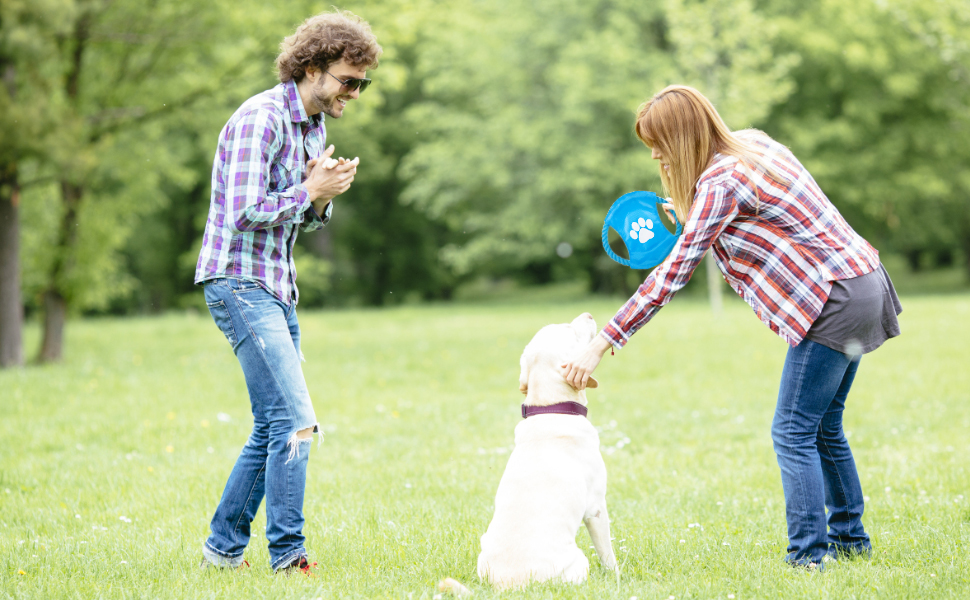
[314,85,343,119]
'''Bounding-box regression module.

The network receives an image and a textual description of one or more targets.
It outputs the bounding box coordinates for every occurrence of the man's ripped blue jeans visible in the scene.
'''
[201,278,318,570]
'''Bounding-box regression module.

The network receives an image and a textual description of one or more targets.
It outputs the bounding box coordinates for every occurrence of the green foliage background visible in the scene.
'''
[6,0,970,315]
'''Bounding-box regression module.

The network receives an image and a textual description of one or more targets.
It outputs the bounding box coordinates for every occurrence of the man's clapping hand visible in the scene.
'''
[305,144,359,215]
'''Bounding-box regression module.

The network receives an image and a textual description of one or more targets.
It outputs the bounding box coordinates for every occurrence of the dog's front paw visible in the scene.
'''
[599,554,619,573]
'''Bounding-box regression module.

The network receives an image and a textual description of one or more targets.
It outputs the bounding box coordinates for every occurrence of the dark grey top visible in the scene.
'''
[804,263,902,356]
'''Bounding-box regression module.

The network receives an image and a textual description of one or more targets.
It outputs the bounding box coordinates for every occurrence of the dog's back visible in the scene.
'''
[477,414,606,589]
[477,313,617,590]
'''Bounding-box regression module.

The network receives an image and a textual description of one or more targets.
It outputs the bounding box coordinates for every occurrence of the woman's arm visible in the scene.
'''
[603,179,740,346]
[561,178,740,389]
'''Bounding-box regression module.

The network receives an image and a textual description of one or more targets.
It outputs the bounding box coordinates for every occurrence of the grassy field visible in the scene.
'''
[1,293,968,599]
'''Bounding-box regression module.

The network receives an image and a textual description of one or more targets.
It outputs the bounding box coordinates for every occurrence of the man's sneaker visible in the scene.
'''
[276,555,317,577]
[200,556,250,571]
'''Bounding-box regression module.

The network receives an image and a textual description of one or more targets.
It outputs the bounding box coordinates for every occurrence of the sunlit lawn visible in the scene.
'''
[1,292,968,599]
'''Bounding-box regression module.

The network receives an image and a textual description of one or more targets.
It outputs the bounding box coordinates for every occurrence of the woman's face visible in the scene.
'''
[650,146,670,173]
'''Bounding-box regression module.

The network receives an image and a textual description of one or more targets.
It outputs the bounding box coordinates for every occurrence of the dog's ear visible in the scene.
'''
[518,347,532,395]
[586,376,599,389]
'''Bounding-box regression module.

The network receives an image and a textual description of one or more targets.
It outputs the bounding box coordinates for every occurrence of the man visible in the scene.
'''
[194,10,381,574]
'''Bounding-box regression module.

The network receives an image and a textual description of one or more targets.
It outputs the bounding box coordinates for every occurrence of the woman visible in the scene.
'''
[563,85,901,568]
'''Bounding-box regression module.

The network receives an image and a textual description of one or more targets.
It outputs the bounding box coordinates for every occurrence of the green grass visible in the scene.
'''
[1,294,968,599]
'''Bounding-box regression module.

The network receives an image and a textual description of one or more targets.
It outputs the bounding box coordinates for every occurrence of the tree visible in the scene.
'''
[309,0,460,306]
[762,0,970,279]
[0,0,72,367]
[17,0,269,361]
[662,0,798,311]
[399,0,795,296]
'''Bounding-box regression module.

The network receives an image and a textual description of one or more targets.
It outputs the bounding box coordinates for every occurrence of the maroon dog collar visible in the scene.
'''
[521,401,588,419]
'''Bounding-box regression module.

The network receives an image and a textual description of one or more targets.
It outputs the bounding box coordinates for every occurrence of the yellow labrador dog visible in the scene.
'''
[477,313,618,590]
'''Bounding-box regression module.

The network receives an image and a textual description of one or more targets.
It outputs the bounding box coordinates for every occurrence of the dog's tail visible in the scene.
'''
[437,577,473,597]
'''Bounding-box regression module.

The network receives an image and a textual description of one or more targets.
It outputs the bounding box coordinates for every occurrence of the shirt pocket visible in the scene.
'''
[269,150,301,193]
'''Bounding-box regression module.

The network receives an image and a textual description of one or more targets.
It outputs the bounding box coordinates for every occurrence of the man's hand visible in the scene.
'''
[304,145,359,214]
[561,334,612,390]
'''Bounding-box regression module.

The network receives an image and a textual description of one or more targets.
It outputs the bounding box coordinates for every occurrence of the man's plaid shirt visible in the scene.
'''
[602,132,880,348]
[195,79,331,305]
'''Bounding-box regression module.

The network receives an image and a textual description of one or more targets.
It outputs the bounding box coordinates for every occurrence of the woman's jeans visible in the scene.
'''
[772,339,872,566]
[201,278,318,570]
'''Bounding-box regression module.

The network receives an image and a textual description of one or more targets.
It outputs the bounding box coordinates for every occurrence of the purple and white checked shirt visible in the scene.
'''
[195,79,332,305]
[602,132,880,348]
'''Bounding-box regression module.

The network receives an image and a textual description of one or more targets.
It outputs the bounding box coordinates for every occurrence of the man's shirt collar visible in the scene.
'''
[284,79,322,127]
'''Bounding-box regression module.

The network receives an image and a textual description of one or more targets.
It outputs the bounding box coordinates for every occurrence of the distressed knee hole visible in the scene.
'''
[284,423,320,463]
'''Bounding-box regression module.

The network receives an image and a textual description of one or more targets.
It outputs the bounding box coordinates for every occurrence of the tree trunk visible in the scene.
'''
[38,290,67,363]
[0,165,23,368]
[37,180,82,363]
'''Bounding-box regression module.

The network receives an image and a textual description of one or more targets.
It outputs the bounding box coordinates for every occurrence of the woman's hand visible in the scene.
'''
[562,334,612,390]
[661,199,677,224]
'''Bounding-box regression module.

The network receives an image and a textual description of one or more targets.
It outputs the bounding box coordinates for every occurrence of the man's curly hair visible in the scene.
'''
[276,10,382,83]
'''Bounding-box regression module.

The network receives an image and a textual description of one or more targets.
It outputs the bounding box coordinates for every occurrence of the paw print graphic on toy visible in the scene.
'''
[629,217,655,243]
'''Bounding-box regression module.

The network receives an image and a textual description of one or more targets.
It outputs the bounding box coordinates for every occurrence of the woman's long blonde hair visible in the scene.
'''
[634,85,784,224]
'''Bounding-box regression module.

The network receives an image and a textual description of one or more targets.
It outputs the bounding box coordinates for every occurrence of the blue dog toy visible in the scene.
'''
[601,191,683,270]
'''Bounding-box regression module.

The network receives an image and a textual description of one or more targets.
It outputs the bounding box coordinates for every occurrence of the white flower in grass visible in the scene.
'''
[119,516,132,523]
[217,412,231,422]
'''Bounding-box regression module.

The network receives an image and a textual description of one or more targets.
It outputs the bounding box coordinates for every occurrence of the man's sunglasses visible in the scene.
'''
[325,71,372,94]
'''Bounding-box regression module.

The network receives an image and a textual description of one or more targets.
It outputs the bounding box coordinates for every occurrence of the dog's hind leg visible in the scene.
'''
[584,505,618,574]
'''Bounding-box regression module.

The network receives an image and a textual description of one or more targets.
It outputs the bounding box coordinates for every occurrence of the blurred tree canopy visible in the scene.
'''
[4,0,969,349]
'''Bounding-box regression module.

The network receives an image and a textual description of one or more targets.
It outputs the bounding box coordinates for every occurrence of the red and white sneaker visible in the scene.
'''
[276,555,317,577]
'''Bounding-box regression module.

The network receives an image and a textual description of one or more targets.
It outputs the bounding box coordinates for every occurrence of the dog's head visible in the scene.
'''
[518,312,598,405]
